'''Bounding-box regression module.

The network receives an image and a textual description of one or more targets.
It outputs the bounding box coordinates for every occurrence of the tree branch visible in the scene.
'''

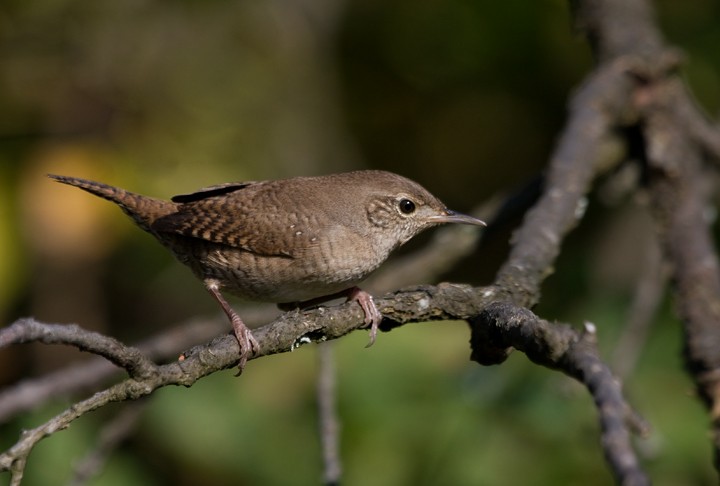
[0,283,497,482]
[571,0,720,477]
[69,401,147,486]
[1,319,157,380]
[0,310,277,424]
[494,57,630,307]
[640,75,720,469]
[472,302,650,485]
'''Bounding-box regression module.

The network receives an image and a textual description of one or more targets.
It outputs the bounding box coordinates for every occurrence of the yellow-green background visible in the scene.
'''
[1,1,718,484]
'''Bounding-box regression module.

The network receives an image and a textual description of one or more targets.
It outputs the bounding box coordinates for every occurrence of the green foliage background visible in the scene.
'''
[1,0,719,484]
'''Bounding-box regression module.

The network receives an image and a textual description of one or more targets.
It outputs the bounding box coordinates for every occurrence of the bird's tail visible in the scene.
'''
[48,174,176,232]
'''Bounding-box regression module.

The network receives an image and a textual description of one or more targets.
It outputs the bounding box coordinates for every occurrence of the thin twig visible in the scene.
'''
[69,401,147,486]
[317,343,341,486]
[0,308,278,424]
[611,234,666,380]
[1,319,157,380]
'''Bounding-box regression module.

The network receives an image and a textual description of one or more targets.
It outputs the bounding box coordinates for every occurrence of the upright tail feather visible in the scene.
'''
[47,174,176,233]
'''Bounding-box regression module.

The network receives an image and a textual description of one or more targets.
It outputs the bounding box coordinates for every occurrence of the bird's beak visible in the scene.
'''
[426,210,486,226]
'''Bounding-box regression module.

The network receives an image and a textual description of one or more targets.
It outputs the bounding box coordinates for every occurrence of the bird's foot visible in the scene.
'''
[231,315,260,376]
[345,287,383,347]
[286,287,383,347]
[205,282,259,375]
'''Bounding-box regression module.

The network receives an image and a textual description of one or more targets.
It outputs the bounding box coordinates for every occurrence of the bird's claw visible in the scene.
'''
[346,287,383,347]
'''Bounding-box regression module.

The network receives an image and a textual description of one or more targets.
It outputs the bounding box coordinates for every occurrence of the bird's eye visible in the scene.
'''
[398,198,416,214]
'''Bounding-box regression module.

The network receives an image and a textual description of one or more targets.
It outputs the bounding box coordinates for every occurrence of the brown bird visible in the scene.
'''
[48,170,486,372]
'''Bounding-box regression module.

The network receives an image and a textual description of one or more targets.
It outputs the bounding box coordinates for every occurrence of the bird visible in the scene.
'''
[48,170,486,372]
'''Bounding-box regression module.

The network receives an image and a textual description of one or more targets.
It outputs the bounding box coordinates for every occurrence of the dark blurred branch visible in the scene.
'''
[474,0,719,482]
[473,55,647,483]
[572,0,664,62]
[572,0,720,477]
[317,343,341,486]
[493,58,630,307]
[675,88,720,162]
[639,75,720,469]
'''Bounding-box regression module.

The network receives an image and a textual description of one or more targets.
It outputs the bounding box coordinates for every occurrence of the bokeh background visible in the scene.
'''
[1,0,719,484]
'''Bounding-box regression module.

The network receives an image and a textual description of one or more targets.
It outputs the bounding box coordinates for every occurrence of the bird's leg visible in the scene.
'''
[206,283,259,374]
[284,287,383,347]
[345,287,382,347]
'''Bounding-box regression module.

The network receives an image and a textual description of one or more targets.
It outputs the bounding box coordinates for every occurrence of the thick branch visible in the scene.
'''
[572,0,664,62]
[641,77,720,468]
[494,60,630,307]
[2,280,645,484]
[482,2,677,483]
[572,0,720,478]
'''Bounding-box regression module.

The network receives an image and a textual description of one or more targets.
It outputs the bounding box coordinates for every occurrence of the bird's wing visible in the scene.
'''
[169,181,256,203]
[151,181,320,258]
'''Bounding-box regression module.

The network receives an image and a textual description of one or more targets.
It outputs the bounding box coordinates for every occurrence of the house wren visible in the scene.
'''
[48,170,485,372]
